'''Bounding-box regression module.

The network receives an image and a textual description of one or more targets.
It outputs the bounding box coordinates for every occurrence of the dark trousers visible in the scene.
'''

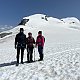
[17,47,24,63]
[27,47,33,62]
[38,46,43,60]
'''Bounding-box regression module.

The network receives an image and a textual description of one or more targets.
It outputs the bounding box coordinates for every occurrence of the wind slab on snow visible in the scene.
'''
[0,14,80,80]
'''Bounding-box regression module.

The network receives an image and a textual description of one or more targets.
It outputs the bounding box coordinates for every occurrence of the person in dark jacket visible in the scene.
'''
[15,28,26,65]
[36,31,45,61]
[26,32,35,63]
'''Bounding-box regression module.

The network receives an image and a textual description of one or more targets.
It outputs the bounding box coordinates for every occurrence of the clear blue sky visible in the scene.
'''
[0,0,80,26]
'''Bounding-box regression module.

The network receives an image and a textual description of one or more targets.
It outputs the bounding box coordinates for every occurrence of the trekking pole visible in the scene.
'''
[34,48,35,61]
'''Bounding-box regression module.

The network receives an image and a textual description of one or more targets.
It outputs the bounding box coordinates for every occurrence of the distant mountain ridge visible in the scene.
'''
[0,25,13,32]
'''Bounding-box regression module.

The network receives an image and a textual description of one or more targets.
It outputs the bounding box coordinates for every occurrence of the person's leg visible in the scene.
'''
[38,46,43,61]
[41,47,43,60]
[17,47,20,63]
[30,47,33,62]
[27,47,30,62]
[38,46,41,60]
[21,48,24,63]
[40,53,43,60]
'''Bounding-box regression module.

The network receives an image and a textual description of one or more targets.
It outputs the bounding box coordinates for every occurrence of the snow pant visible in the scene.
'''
[27,47,33,62]
[38,46,43,60]
[17,47,24,63]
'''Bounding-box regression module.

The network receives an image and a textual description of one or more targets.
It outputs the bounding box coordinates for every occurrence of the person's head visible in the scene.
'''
[28,32,32,37]
[20,28,24,33]
[38,31,42,36]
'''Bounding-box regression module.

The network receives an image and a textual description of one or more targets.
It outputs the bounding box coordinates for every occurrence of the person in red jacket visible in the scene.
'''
[36,31,45,61]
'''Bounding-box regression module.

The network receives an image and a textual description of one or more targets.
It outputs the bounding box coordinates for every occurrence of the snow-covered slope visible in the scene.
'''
[0,14,80,38]
[61,17,80,24]
[60,17,80,30]
[0,14,80,80]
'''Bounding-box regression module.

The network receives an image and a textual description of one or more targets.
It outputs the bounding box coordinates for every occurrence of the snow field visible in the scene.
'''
[0,14,80,80]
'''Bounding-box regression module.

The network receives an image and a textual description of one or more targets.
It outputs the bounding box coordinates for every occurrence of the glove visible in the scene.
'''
[35,45,38,48]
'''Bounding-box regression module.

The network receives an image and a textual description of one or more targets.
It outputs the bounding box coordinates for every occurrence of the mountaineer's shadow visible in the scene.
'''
[0,60,38,67]
[0,61,17,67]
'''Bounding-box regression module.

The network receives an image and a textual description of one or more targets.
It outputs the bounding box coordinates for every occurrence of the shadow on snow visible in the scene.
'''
[0,61,17,67]
[0,60,38,67]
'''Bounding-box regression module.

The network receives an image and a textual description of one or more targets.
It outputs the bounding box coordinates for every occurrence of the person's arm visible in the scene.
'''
[33,38,35,44]
[26,38,28,44]
[44,37,45,43]
[25,35,27,44]
[24,35,27,48]
[32,38,35,48]
[36,37,38,47]
[15,35,17,49]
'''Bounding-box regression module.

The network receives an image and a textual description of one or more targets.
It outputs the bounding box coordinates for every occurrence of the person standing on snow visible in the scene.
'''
[36,31,45,61]
[26,32,35,63]
[15,28,26,65]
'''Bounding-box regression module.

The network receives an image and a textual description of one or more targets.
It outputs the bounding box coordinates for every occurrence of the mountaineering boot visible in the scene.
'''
[16,63,19,66]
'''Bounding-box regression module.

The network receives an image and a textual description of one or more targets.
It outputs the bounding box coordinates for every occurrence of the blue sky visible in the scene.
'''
[0,0,80,26]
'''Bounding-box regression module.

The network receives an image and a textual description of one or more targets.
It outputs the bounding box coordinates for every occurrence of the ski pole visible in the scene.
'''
[34,48,35,61]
